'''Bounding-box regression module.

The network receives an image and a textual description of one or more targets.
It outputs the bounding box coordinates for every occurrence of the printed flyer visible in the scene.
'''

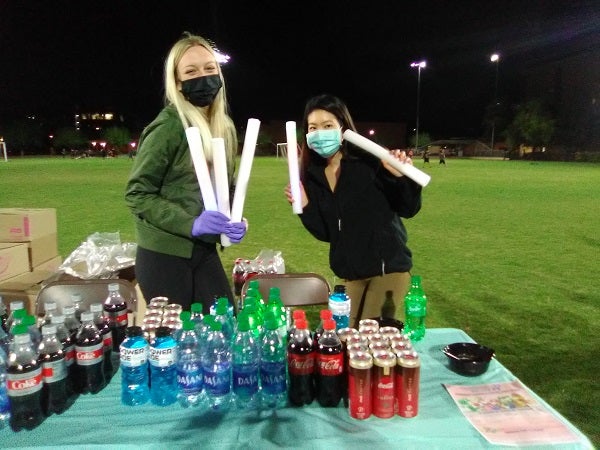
[444,380,580,446]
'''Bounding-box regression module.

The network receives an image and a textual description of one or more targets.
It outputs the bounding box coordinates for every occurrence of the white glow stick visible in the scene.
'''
[212,138,231,247]
[185,127,218,210]
[231,118,261,222]
[286,121,303,214]
[343,129,431,187]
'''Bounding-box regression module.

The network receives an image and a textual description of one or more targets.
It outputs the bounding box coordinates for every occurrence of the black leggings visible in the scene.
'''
[135,243,233,314]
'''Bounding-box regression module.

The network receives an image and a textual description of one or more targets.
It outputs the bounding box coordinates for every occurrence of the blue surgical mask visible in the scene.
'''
[306,128,342,158]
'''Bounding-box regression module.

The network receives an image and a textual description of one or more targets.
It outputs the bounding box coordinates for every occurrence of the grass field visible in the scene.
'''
[1,155,599,444]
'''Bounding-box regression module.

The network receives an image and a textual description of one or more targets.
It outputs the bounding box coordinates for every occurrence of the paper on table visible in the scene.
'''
[342,129,431,187]
[286,121,303,214]
[444,380,580,446]
[231,118,260,222]
[212,137,231,247]
[185,127,217,211]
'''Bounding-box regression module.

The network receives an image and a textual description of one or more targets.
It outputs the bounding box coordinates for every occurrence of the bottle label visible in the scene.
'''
[233,364,259,396]
[64,344,75,366]
[103,330,113,350]
[7,367,43,397]
[260,361,286,395]
[75,342,104,366]
[177,362,203,393]
[120,345,148,367]
[203,366,231,396]
[317,352,344,376]
[406,303,426,317]
[288,352,315,376]
[104,310,128,326]
[149,345,176,367]
[42,358,68,383]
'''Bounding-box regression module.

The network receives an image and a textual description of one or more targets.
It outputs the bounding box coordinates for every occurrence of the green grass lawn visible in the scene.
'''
[1,155,599,444]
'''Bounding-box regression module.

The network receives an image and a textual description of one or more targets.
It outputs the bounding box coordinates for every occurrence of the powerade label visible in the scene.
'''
[149,345,176,367]
[7,368,43,397]
[177,362,203,393]
[42,359,67,383]
[203,365,231,396]
[232,364,259,397]
[288,352,315,376]
[120,346,148,367]
[76,343,104,366]
[260,361,286,395]
[317,353,344,376]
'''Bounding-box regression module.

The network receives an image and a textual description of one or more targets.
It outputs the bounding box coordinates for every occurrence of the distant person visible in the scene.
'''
[439,149,446,165]
[125,33,247,313]
[422,149,430,166]
[285,94,422,327]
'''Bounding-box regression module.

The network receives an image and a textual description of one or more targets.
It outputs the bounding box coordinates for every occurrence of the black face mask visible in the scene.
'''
[180,74,223,107]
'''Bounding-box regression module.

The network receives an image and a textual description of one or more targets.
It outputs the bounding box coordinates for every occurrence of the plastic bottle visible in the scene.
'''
[0,324,9,359]
[38,300,57,330]
[214,297,235,342]
[38,324,70,415]
[176,320,203,408]
[149,326,177,406]
[90,303,113,381]
[404,275,427,341]
[6,300,25,332]
[120,326,150,406]
[381,290,397,319]
[231,313,259,409]
[103,283,129,351]
[62,305,81,343]
[313,309,333,348]
[0,345,11,428]
[315,319,344,407]
[6,330,45,431]
[328,285,351,329]
[260,311,287,409]
[287,309,306,342]
[190,303,204,333]
[0,297,8,332]
[241,298,264,340]
[202,321,231,410]
[287,318,315,406]
[266,287,288,342]
[23,315,42,352]
[70,293,84,322]
[51,314,78,403]
[74,312,106,394]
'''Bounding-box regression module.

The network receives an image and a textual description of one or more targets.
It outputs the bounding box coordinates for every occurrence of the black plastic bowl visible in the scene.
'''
[371,317,404,331]
[442,342,495,376]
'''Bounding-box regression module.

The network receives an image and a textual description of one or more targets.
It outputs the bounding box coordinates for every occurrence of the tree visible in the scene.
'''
[506,100,555,150]
[1,119,45,155]
[103,126,131,154]
[409,132,432,150]
[54,127,88,150]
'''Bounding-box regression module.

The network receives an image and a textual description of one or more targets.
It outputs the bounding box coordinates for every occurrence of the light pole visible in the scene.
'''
[490,53,500,153]
[410,60,426,153]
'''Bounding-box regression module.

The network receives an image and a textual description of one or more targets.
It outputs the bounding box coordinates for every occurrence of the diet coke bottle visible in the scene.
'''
[75,312,106,394]
[6,328,44,431]
[287,318,315,406]
[103,283,128,351]
[51,314,78,403]
[38,324,70,415]
[90,303,113,381]
[315,319,344,407]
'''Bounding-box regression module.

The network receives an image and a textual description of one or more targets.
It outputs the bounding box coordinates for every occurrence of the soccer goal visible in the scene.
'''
[276,143,287,159]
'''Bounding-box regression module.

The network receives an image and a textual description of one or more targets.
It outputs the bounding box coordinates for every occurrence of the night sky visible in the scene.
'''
[0,1,597,138]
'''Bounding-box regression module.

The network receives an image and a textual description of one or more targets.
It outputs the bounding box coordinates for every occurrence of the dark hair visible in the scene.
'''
[300,94,359,177]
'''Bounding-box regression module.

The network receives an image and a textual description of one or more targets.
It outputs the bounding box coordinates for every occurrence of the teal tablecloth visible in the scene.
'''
[2,328,593,449]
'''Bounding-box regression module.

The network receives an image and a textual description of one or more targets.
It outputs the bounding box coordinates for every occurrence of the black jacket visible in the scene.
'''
[299,151,422,280]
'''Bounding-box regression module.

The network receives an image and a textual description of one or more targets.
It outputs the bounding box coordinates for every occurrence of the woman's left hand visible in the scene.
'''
[383,149,412,177]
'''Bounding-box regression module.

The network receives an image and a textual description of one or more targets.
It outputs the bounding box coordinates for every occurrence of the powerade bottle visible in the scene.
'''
[74,312,106,394]
[328,285,351,329]
[103,283,128,351]
[404,275,427,341]
[149,326,177,406]
[90,303,113,381]
[231,313,259,409]
[38,324,70,415]
[120,326,150,406]
[176,320,203,408]
[202,321,231,410]
[260,311,287,409]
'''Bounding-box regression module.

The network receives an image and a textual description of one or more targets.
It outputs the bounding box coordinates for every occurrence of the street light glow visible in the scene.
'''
[410,60,427,68]
[490,53,500,62]
[410,60,427,152]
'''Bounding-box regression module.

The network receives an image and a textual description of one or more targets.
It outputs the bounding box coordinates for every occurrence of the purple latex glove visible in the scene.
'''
[191,210,230,237]
[224,221,247,244]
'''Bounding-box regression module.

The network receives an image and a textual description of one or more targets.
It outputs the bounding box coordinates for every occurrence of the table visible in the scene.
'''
[3,328,593,449]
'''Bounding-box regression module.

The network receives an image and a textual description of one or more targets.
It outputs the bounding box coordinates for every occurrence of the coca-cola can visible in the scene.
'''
[358,319,379,330]
[348,351,373,420]
[391,340,413,354]
[149,297,169,308]
[372,350,396,419]
[161,317,182,331]
[366,333,388,345]
[163,303,182,315]
[346,342,369,357]
[346,334,369,347]
[379,326,401,339]
[143,312,163,322]
[368,341,390,353]
[396,350,420,418]
[145,307,163,317]
[337,327,360,344]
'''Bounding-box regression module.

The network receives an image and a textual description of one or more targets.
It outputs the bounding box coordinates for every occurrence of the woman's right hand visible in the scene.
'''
[284,182,308,208]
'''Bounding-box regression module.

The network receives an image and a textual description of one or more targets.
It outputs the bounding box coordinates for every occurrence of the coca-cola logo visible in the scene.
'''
[288,355,315,375]
[317,354,343,375]
[9,376,42,390]
[377,382,394,390]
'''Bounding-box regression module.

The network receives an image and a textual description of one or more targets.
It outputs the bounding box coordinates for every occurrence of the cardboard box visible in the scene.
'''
[0,242,30,282]
[0,208,57,242]
[33,254,62,272]
[0,270,53,314]
[27,233,59,269]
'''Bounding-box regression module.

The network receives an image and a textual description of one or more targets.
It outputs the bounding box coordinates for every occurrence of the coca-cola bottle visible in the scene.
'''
[74,312,106,394]
[287,318,315,406]
[90,303,113,381]
[315,319,344,407]
[103,283,128,351]
[38,324,70,415]
[51,314,78,404]
[313,309,333,349]
[6,327,45,431]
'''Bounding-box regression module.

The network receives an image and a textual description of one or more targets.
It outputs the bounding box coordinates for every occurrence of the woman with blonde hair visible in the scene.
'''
[126,33,246,312]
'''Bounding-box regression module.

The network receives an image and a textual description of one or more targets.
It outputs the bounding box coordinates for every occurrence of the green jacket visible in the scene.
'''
[125,105,231,258]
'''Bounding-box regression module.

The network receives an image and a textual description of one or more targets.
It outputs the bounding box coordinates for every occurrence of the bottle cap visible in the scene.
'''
[190,303,203,313]
[108,283,120,292]
[295,318,308,330]
[248,279,260,290]
[237,312,252,332]
[179,310,191,322]
[211,321,223,332]
[263,311,279,331]
[11,323,29,335]
[126,326,144,337]
[333,284,346,293]
[12,309,27,320]
[320,309,333,320]
[292,309,306,320]
[10,300,24,311]
[323,319,336,331]
[51,314,65,324]
[202,315,215,326]
[268,286,281,300]
[62,305,75,315]
[182,320,195,331]
[22,315,36,327]
[70,293,83,303]
[155,326,172,337]
[80,312,94,322]
[90,303,102,313]
[216,297,229,315]
[44,301,57,312]
[42,324,58,335]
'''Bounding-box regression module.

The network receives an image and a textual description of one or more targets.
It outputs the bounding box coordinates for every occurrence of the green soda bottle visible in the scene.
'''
[403,275,427,341]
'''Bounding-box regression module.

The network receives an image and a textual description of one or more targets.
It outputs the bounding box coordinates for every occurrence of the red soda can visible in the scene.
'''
[372,350,396,418]
[396,350,420,417]
[348,351,373,420]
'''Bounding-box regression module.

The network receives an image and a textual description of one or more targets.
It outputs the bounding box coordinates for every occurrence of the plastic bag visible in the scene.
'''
[59,232,137,279]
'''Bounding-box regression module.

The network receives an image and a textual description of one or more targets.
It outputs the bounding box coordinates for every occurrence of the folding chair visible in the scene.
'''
[241,272,330,307]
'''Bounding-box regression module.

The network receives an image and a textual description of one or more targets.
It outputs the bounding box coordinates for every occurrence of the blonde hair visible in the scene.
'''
[164,33,237,166]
